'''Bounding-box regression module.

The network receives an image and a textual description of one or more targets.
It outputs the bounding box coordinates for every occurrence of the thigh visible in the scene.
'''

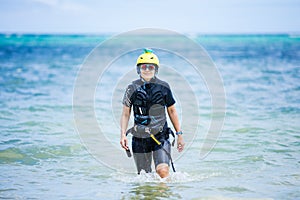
[133,152,152,173]
[132,137,153,173]
[153,140,171,167]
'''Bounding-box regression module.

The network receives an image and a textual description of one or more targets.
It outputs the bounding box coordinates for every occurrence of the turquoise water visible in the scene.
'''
[1,33,300,199]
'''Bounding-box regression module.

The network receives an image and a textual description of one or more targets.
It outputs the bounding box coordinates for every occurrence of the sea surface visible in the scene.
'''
[0,33,299,199]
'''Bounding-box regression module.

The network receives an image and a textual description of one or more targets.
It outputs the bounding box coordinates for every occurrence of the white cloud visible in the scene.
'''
[1,0,299,33]
[59,1,88,12]
[31,0,88,12]
[31,0,59,7]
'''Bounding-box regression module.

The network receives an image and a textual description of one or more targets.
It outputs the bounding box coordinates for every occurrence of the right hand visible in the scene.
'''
[120,134,129,150]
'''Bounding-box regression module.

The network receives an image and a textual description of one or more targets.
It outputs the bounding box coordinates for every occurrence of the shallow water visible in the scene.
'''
[0,33,300,199]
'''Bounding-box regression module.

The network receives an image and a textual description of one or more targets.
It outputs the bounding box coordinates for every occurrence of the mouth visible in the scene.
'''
[143,72,153,75]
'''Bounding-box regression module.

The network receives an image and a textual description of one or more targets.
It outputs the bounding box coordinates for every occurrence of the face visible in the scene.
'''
[139,64,156,81]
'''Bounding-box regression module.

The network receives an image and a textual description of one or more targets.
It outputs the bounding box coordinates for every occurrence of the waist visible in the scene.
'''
[132,123,168,138]
[132,130,169,141]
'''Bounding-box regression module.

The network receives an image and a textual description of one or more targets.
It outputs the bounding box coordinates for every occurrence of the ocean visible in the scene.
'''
[0,32,299,199]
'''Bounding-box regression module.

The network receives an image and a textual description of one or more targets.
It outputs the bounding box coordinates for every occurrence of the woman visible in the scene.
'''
[120,49,185,178]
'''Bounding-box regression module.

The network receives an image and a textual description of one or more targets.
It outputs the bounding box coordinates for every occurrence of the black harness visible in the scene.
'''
[131,80,166,127]
[125,78,176,172]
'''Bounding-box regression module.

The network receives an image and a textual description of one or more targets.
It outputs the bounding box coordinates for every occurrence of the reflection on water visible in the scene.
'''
[125,183,181,200]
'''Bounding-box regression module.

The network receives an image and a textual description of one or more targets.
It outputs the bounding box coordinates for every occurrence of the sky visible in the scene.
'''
[0,0,300,34]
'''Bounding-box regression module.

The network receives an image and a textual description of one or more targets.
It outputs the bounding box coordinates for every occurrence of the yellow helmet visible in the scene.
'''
[136,48,159,67]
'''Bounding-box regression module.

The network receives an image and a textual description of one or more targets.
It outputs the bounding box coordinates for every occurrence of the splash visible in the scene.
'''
[113,171,194,183]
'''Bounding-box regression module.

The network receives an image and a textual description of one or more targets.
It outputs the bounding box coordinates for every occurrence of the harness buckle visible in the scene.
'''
[145,127,151,134]
[159,126,163,132]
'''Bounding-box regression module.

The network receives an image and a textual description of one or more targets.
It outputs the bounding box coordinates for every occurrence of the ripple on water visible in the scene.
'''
[0,144,83,165]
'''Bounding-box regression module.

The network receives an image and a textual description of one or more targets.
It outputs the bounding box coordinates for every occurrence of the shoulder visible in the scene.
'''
[126,79,141,89]
[155,78,171,89]
[132,79,142,85]
[131,79,143,86]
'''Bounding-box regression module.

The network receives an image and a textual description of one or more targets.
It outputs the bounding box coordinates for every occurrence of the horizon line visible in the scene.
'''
[1,30,300,37]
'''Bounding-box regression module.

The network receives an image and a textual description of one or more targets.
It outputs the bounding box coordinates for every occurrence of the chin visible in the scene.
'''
[142,75,154,80]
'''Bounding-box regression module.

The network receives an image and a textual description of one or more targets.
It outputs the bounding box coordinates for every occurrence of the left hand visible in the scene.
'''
[177,135,185,152]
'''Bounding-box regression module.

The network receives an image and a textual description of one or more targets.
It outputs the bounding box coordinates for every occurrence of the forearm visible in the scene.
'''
[168,105,184,151]
[120,106,131,137]
[120,116,128,136]
[167,105,181,132]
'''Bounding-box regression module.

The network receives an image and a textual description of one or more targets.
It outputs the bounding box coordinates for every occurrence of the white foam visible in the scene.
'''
[113,171,194,183]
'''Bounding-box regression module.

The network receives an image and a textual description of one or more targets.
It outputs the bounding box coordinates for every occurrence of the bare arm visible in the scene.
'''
[167,105,181,132]
[120,105,131,150]
[167,105,185,152]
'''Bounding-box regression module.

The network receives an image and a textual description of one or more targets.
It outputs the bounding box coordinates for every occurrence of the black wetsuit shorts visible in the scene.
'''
[132,132,170,174]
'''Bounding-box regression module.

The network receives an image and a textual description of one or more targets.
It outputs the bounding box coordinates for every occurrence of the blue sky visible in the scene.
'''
[1,0,300,34]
